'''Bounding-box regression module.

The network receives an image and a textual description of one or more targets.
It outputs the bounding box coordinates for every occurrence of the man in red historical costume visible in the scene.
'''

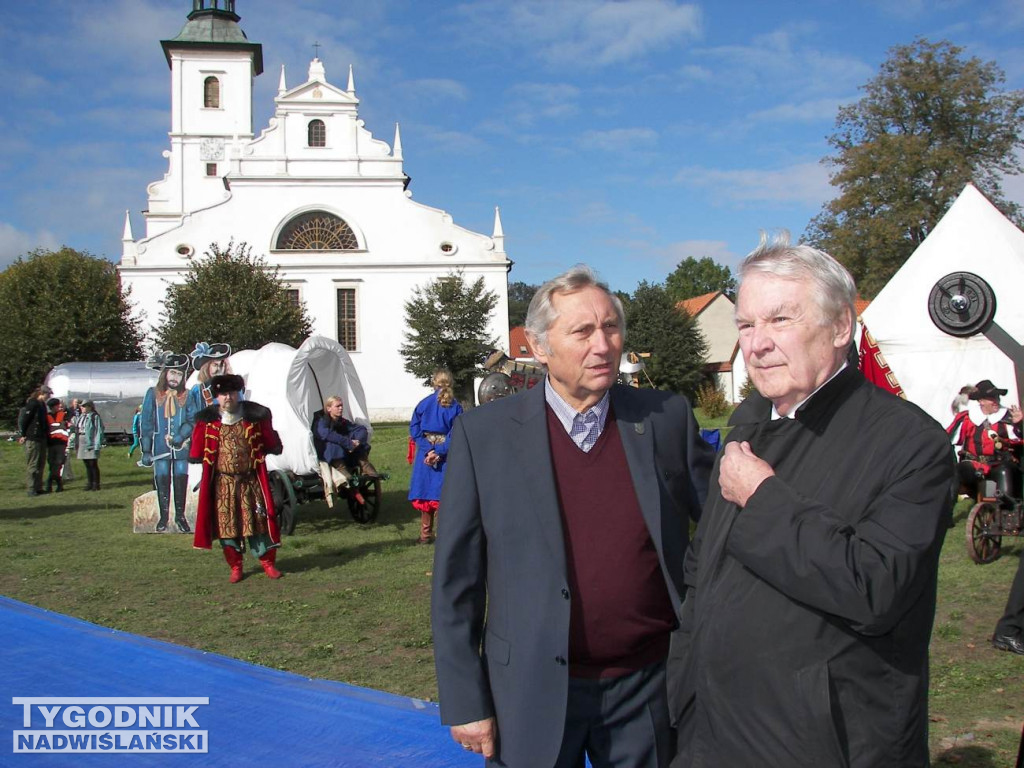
[190,374,284,582]
[947,378,1023,501]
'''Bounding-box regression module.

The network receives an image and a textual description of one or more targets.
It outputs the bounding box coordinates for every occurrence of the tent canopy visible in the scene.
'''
[862,184,1024,429]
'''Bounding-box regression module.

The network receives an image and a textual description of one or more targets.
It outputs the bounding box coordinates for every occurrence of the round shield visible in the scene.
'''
[478,372,515,404]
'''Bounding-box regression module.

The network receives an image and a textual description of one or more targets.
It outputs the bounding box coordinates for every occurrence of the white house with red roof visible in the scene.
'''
[677,291,739,400]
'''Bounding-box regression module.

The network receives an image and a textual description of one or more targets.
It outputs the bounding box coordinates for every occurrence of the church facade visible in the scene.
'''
[119,0,511,421]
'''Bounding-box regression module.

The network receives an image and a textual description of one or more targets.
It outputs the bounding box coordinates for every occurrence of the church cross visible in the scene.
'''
[313,41,322,60]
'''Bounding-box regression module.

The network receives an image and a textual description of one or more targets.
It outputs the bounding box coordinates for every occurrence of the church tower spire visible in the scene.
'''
[151,1,264,219]
[162,1,263,75]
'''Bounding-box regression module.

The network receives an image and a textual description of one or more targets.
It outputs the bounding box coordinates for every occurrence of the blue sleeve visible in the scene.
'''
[431,402,463,459]
[410,398,435,454]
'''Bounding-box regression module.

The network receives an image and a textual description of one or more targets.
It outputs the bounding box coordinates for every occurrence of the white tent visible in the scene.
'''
[228,336,371,475]
[861,184,1024,429]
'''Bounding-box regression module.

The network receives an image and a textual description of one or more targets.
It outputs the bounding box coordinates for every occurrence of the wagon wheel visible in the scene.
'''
[347,475,383,524]
[966,502,1002,564]
[270,470,298,536]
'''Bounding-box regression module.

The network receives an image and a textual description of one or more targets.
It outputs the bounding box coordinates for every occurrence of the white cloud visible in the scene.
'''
[500,83,582,128]
[698,25,874,100]
[674,161,832,206]
[748,98,846,125]
[412,125,489,155]
[455,0,702,68]
[0,223,60,269]
[579,128,658,152]
[658,239,734,265]
[398,79,470,101]
[574,201,657,237]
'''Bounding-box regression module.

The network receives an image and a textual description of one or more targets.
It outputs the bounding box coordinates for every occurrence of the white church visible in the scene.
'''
[119,0,511,421]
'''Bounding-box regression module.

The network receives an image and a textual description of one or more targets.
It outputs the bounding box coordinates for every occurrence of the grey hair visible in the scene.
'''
[738,230,856,328]
[524,264,626,353]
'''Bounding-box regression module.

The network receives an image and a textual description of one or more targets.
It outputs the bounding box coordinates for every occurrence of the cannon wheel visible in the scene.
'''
[966,502,1002,564]
[347,475,382,524]
[270,470,298,536]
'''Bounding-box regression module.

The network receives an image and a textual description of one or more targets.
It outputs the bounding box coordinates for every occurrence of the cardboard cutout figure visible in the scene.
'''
[140,352,191,533]
[174,342,233,449]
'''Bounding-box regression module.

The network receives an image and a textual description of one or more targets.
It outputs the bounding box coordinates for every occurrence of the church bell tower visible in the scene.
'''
[150,1,264,219]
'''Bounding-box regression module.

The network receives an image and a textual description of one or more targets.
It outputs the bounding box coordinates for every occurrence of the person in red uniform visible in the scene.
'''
[947,379,1023,501]
[45,398,70,493]
[190,374,284,583]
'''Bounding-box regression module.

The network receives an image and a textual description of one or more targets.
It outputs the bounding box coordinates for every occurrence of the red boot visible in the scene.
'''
[223,546,244,584]
[259,548,282,579]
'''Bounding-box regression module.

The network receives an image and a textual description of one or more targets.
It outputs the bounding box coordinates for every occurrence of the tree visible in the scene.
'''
[0,247,144,427]
[665,256,736,303]
[508,281,538,328]
[625,281,708,398]
[401,271,498,404]
[806,38,1024,297]
[153,241,312,355]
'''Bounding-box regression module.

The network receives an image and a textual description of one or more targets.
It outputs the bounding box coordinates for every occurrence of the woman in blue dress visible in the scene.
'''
[408,369,463,543]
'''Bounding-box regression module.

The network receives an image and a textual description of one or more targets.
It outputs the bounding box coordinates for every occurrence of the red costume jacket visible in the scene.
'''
[947,404,1022,474]
[189,401,283,549]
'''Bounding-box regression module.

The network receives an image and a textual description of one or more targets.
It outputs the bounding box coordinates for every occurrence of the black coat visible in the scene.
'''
[18,398,48,442]
[670,366,956,768]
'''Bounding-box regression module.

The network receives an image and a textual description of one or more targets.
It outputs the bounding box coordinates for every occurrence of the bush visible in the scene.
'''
[696,381,730,419]
[739,376,758,400]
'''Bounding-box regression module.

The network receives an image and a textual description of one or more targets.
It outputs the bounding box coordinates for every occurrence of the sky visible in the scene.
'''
[3,0,1024,294]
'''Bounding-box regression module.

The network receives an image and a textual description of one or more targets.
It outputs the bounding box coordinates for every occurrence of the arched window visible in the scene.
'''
[308,119,326,147]
[276,211,359,250]
[203,76,220,108]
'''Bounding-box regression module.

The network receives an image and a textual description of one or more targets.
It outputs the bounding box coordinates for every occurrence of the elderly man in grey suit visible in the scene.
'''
[431,265,714,767]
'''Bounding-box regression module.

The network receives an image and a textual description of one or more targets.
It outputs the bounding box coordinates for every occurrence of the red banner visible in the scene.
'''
[859,324,905,398]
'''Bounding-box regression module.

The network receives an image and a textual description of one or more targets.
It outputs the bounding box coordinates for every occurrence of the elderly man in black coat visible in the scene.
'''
[669,233,956,768]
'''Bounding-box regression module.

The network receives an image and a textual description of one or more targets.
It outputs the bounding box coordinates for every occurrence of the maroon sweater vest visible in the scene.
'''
[547,406,676,678]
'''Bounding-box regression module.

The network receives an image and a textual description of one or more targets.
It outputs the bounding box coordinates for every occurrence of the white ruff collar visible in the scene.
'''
[220,410,242,426]
[966,400,1006,426]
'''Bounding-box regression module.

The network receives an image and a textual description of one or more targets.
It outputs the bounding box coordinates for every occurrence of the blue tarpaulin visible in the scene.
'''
[699,428,722,453]
[0,596,476,767]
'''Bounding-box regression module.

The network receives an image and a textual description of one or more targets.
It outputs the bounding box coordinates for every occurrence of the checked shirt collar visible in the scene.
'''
[544,378,611,453]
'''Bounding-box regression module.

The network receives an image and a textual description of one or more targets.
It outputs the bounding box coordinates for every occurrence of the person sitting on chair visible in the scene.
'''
[313,395,378,505]
[947,378,1023,503]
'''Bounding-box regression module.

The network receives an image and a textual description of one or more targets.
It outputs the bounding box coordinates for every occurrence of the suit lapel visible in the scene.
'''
[612,386,662,552]
[511,383,568,569]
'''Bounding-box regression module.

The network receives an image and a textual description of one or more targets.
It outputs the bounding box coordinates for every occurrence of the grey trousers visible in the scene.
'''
[24,440,46,492]
[551,661,673,768]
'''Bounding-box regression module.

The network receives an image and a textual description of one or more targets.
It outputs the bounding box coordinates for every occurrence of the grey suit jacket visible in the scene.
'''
[431,381,713,767]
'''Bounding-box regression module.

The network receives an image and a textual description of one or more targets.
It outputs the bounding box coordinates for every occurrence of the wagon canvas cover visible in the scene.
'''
[228,336,371,475]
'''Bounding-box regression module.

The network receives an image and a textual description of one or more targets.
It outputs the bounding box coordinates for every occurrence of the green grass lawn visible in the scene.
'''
[1,418,1022,765]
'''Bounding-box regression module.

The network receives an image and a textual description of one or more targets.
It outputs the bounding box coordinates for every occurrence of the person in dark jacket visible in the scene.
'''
[19,386,52,496]
[669,232,956,768]
[432,265,714,767]
[312,395,378,506]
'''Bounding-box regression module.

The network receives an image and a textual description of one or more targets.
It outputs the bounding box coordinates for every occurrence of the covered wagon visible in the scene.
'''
[229,335,384,532]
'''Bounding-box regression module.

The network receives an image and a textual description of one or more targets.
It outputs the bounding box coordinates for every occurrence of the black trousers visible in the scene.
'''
[83,459,101,489]
[550,661,672,768]
[995,550,1024,638]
